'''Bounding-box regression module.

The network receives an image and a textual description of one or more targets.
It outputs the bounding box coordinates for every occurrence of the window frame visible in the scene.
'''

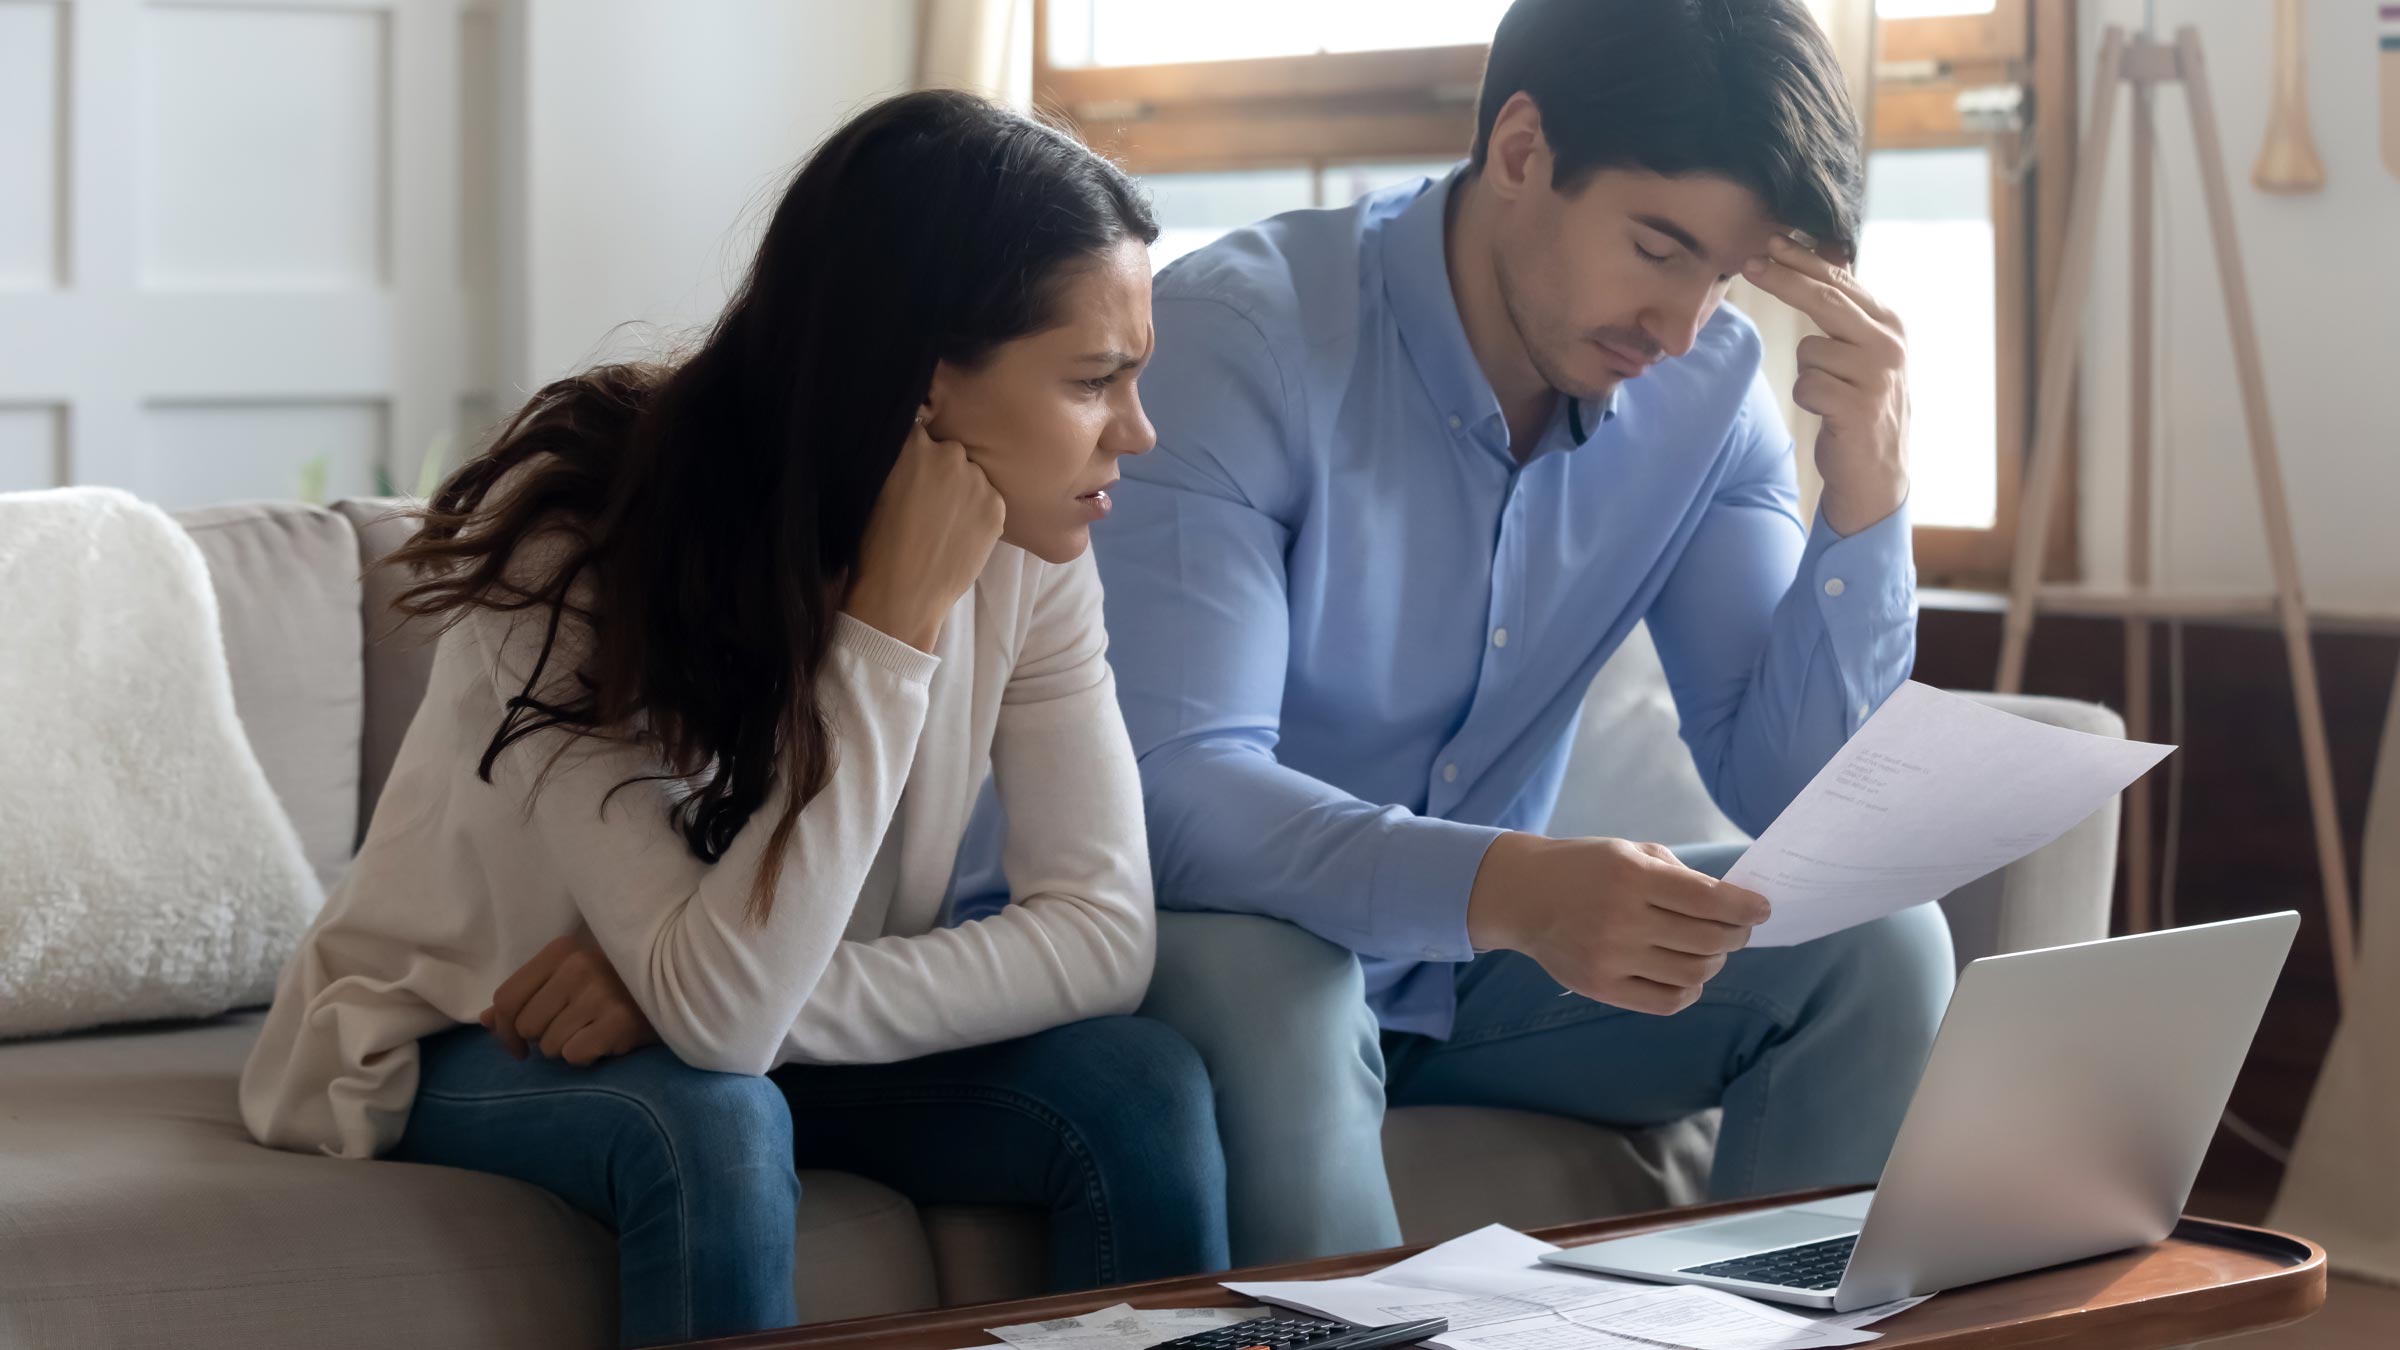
[1033,0,2080,587]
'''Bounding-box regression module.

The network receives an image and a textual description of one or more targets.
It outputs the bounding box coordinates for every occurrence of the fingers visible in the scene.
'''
[1794,333,1883,387]
[536,997,595,1062]
[1633,946,1727,989]
[1793,367,1865,419]
[1601,975,1705,1017]
[511,963,578,1048]
[905,415,971,462]
[558,1020,616,1068]
[1743,249,1882,346]
[561,1007,653,1067]
[906,419,1000,497]
[959,447,1002,497]
[1767,234,1897,323]
[1650,907,1755,957]
[490,934,574,1018]
[527,983,635,1065]
[1646,862,1773,929]
[487,934,577,1059]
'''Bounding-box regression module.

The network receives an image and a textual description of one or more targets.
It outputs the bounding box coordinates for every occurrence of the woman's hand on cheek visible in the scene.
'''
[843,418,1006,651]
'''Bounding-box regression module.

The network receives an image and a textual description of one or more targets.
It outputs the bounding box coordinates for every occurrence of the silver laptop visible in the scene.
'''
[1538,911,2299,1312]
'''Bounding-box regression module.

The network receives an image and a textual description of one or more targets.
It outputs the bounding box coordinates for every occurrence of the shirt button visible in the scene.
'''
[1491,627,1509,648]
[1824,577,1847,598]
[1442,763,1459,783]
[1857,701,1872,721]
[1447,414,1463,430]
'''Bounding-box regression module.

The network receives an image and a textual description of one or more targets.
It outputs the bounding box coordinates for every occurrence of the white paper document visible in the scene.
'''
[1225,1224,1920,1350]
[993,1303,1268,1350]
[1461,1285,1879,1350]
[1732,681,2174,947]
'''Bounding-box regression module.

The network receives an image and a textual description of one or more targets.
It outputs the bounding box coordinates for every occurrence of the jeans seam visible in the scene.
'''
[788,1083,1116,1285]
[1728,1034,1770,1194]
[416,1083,698,1338]
[1431,985,1797,1054]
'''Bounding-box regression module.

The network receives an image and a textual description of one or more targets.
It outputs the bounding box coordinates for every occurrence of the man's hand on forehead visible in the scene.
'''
[1741,233,1910,537]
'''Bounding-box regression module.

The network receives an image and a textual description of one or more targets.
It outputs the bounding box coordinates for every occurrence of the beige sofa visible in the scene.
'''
[0,497,2128,1349]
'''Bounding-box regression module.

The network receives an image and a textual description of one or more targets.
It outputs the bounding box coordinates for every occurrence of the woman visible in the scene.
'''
[239,90,1226,1346]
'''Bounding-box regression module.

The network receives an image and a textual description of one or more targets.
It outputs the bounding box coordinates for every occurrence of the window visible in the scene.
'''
[1143,161,1457,269]
[1035,0,2075,585]
[1043,0,1515,67]
[1862,146,1997,529]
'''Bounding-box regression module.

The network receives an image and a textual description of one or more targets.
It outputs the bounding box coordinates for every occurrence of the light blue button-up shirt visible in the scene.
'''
[952,166,1916,1038]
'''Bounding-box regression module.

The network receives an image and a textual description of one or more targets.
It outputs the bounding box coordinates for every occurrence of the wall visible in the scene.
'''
[1915,597,2398,1236]
[0,0,481,507]
[2076,0,2400,611]
[0,0,917,507]
[505,0,917,392]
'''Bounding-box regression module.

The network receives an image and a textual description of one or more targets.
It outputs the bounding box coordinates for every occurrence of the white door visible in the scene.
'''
[0,0,494,507]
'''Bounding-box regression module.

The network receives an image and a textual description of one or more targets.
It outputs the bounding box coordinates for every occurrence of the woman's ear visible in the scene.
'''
[922,358,960,429]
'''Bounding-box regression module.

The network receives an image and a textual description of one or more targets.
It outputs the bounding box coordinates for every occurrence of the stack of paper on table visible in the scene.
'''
[1224,1224,1927,1350]
[990,1304,1270,1350]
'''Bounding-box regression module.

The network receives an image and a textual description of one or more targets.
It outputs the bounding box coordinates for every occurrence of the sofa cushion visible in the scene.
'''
[0,1015,946,1348]
[921,1206,1047,1307]
[1547,622,1747,850]
[174,502,364,892]
[331,498,439,849]
[1939,692,2127,966]
[0,1011,1718,1345]
[1384,1105,1714,1241]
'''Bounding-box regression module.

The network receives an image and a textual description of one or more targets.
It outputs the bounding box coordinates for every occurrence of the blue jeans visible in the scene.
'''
[391,1015,1229,1348]
[1137,841,1958,1265]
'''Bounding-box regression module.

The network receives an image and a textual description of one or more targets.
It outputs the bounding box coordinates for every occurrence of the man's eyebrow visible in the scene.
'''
[1075,350,1144,370]
[1630,213,1710,258]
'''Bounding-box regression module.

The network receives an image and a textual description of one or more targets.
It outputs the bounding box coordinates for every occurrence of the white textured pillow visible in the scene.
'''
[0,487,324,1039]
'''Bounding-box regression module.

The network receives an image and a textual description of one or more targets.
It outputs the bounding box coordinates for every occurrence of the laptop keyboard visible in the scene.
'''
[1678,1234,1858,1291]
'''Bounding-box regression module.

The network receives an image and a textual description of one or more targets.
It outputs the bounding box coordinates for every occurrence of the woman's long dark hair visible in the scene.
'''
[385,90,1158,921]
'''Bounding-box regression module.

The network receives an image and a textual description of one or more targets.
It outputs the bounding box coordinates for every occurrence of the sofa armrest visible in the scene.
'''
[1938,691,2127,969]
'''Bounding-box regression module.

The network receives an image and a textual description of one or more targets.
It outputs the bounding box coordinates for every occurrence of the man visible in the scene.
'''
[959,0,1954,1265]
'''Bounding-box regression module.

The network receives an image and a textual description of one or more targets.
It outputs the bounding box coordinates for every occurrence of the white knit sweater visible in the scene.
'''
[239,541,1154,1159]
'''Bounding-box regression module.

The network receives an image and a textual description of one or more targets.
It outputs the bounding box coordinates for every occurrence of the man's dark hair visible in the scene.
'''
[1470,0,1865,260]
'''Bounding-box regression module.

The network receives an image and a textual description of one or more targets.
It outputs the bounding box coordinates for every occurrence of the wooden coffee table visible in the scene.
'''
[683,1190,2327,1350]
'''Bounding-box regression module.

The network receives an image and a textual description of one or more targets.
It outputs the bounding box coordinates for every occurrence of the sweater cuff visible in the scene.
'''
[833,612,943,685]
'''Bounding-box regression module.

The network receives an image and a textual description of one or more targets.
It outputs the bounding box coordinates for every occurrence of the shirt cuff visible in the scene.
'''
[833,612,944,685]
[1372,813,1507,964]
[1799,496,1917,728]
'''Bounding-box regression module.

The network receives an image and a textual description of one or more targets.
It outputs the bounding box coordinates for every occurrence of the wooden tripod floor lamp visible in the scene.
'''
[1994,23,2357,1006]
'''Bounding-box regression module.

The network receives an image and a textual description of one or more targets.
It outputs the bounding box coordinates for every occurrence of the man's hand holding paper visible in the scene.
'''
[1533,681,2171,1008]
[1730,682,2173,947]
[1469,835,1772,1015]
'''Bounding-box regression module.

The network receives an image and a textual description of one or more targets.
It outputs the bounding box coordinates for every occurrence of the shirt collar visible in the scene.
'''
[1378,163,1615,457]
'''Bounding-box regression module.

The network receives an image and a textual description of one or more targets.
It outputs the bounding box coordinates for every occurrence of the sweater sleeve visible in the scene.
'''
[473,595,940,1077]
[776,552,1155,1065]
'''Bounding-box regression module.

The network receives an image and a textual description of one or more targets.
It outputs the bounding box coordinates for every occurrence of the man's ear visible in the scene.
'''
[1484,91,1550,202]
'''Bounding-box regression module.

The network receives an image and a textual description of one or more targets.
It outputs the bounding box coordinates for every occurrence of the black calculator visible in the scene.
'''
[1142,1313,1449,1350]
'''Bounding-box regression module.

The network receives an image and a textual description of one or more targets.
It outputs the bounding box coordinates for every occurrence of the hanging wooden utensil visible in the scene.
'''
[2383,2,2400,181]
[2255,0,2327,192]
